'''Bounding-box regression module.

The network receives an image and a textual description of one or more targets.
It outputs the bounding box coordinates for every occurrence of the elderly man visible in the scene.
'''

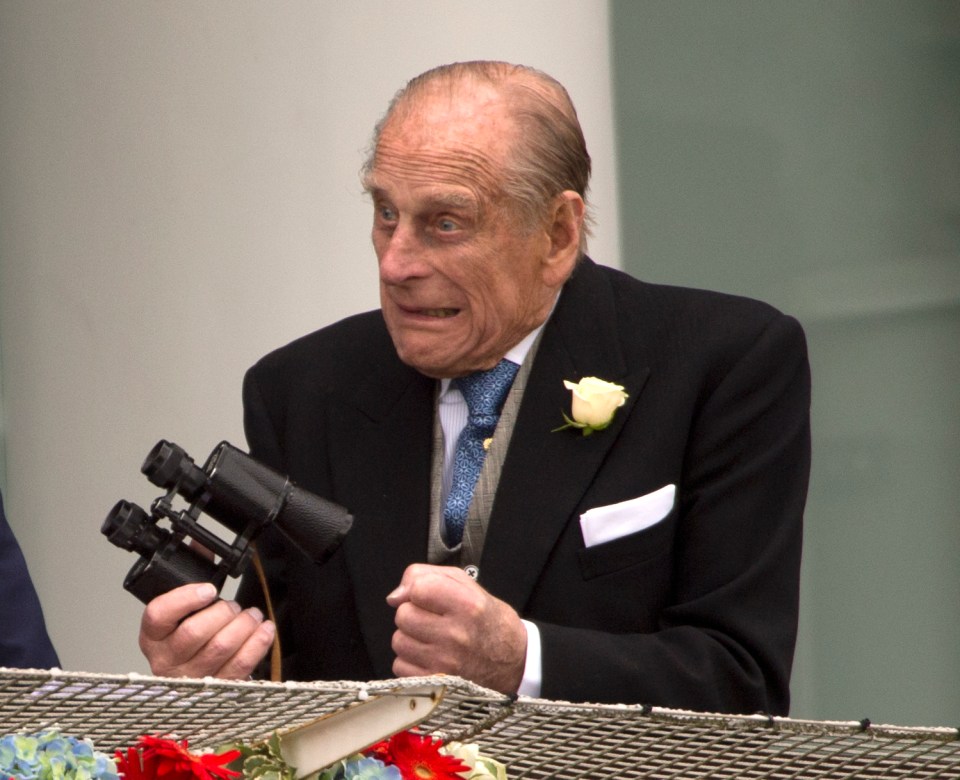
[140,61,809,714]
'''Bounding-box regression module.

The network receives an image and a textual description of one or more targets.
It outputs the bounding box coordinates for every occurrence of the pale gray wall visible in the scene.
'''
[0,2,620,676]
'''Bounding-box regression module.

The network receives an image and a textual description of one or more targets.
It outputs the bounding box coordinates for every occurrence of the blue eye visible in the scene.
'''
[377,205,397,222]
[437,218,458,232]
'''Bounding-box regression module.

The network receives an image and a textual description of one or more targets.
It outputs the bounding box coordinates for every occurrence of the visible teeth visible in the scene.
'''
[423,309,457,318]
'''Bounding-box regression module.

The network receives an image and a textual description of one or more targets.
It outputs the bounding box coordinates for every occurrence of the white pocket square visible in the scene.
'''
[579,484,676,548]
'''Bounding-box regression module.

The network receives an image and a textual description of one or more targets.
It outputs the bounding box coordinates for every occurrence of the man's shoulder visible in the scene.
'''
[578,258,802,335]
[570,259,807,371]
[243,310,410,407]
[250,309,392,375]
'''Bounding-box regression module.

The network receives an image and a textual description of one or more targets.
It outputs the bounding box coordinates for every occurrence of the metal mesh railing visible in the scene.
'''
[1,668,958,779]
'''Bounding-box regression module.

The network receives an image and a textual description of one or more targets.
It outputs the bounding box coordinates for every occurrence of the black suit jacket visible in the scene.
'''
[0,492,60,669]
[238,258,809,714]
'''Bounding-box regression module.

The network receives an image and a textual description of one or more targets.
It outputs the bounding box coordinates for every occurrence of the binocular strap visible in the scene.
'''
[250,545,283,682]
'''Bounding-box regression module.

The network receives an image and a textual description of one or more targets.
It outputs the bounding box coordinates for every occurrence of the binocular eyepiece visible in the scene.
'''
[103,440,353,604]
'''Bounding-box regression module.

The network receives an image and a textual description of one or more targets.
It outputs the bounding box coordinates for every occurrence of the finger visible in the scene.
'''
[194,606,267,669]
[159,606,270,678]
[391,629,457,676]
[386,562,436,606]
[392,655,432,680]
[211,617,277,679]
[385,583,409,607]
[410,564,473,588]
[165,599,249,661]
[403,568,479,616]
[140,583,219,642]
[393,601,454,645]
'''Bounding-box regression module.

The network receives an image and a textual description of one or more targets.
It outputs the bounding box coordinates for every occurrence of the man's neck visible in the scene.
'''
[439,293,560,392]
[440,315,548,393]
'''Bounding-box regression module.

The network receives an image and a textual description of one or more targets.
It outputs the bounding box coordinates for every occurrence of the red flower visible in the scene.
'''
[115,735,241,780]
[367,731,469,780]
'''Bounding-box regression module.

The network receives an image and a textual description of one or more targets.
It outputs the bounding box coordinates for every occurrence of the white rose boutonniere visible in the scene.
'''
[554,376,628,436]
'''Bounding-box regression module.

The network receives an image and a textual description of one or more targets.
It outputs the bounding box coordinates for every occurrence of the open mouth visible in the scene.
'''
[421,308,459,318]
[391,300,462,320]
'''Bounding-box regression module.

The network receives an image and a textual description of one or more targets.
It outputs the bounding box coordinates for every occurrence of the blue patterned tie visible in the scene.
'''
[443,358,519,546]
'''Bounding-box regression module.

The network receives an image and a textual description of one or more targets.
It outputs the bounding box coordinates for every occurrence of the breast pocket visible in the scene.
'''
[577,505,677,580]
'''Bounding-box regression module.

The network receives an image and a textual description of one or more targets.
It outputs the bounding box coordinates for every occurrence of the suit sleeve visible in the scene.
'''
[0,492,60,669]
[535,312,809,714]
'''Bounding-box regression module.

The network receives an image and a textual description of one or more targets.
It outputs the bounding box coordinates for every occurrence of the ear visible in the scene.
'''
[541,191,585,288]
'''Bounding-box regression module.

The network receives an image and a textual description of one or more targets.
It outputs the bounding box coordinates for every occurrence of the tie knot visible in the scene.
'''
[454,359,519,426]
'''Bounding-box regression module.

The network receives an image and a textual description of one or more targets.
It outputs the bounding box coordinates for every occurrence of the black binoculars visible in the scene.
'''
[102,440,353,604]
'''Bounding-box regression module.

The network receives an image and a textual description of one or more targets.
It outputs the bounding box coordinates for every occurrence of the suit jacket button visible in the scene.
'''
[464,565,479,580]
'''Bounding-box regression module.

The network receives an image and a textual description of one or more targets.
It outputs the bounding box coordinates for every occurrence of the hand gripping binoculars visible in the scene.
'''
[102,440,353,604]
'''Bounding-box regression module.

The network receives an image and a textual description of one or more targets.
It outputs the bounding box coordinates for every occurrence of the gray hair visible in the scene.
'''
[362,61,592,250]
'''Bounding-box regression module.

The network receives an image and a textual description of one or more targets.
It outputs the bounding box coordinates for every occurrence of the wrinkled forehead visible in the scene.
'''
[367,84,517,201]
[388,79,514,143]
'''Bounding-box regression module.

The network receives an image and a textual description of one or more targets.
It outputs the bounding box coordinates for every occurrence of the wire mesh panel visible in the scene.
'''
[470,702,960,779]
[1,669,958,779]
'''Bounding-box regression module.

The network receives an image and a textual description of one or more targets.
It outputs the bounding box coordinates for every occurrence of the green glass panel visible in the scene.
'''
[611,0,960,726]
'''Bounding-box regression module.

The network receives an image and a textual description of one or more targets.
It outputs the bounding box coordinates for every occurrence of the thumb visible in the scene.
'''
[386,582,409,606]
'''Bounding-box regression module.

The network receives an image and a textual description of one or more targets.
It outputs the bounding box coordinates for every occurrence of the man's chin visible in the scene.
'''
[393,344,462,379]
[402,347,506,379]
[398,350,508,380]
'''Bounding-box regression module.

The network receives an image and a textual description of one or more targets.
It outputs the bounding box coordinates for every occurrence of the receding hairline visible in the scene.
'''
[376,61,580,145]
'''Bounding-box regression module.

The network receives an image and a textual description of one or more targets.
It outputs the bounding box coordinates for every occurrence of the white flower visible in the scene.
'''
[441,742,508,780]
[557,377,628,436]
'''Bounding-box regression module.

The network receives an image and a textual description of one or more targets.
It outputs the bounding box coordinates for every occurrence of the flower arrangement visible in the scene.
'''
[1,732,505,780]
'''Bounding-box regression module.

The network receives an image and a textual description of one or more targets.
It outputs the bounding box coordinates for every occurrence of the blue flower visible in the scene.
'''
[344,757,401,780]
[318,755,401,780]
[0,732,117,780]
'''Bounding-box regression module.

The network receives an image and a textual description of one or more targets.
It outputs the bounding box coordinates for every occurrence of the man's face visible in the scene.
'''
[366,87,569,379]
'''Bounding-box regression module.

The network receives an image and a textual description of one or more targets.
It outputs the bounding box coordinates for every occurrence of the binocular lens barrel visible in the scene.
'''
[141,440,208,501]
[202,442,289,535]
[204,443,353,561]
[102,500,169,556]
[122,538,225,604]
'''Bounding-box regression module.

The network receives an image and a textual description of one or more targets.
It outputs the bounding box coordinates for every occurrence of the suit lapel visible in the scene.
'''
[479,260,651,609]
[335,340,437,676]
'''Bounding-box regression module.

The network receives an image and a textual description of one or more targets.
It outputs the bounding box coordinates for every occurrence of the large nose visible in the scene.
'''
[377,222,428,285]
